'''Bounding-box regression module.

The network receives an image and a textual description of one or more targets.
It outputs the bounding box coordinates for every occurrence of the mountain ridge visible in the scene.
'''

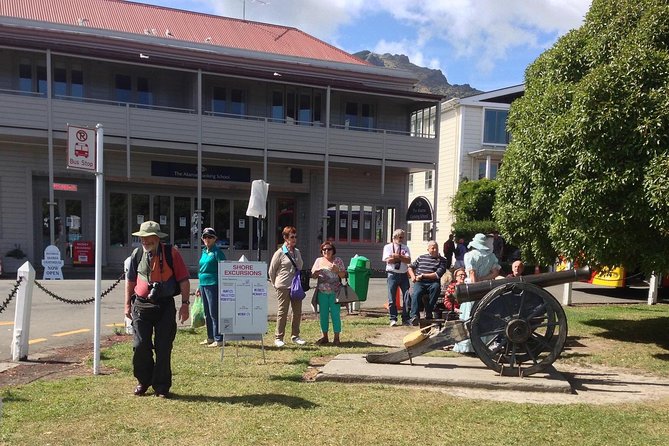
[353,50,481,99]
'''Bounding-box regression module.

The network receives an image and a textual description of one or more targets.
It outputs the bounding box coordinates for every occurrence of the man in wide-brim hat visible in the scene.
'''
[124,220,190,399]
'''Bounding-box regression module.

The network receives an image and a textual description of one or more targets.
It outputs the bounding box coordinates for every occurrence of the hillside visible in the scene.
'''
[354,50,481,99]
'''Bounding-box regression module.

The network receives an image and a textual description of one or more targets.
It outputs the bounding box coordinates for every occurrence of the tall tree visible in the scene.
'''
[494,0,669,273]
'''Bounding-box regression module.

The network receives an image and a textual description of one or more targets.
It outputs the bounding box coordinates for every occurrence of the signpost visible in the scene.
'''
[67,124,104,375]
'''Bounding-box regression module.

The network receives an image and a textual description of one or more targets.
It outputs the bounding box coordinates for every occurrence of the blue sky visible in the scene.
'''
[132,0,592,92]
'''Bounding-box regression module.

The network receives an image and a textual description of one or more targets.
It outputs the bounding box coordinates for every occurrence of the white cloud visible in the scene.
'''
[145,0,591,80]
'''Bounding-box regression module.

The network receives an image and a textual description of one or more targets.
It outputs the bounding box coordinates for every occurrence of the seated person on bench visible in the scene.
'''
[407,240,447,325]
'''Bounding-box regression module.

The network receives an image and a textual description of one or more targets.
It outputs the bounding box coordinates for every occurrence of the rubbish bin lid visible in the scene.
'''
[348,255,370,270]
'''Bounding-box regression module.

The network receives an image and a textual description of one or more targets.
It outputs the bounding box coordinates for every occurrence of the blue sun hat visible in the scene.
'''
[467,233,490,252]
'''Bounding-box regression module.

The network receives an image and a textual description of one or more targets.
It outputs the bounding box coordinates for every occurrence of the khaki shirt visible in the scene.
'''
[268,245,303,289]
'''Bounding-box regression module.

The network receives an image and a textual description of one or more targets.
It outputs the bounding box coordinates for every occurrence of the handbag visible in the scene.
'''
[300,270,311,292]
[335,281,359,304]
[285,252,310,292]
[290,271,306,300]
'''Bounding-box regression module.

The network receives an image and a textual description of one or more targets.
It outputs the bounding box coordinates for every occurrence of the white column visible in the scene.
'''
[648,273,659,305]
[561,261,572,306]
[11,262,35,361]
[485,155,491,179]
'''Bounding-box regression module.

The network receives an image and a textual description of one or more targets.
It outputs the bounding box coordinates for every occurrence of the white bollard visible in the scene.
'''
[648,273,659,305]
[562,282,573,306]
[11,261,35,361]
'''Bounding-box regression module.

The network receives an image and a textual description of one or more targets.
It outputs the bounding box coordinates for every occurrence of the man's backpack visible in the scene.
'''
[130,243,180,297]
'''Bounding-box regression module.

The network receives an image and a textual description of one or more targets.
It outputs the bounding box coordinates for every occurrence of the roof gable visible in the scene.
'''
[0,0,367,66]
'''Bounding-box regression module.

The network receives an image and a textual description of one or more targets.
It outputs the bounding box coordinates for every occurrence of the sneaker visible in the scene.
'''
[291,336,306,345]
[207,341,223,348]
[199,339,214,345]
[389,320,398,327]
[274,339,285,348]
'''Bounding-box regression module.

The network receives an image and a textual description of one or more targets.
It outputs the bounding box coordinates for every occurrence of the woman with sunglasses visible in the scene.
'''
[196,227,226,347]
[268,226,306,347]
[311,242,347,345]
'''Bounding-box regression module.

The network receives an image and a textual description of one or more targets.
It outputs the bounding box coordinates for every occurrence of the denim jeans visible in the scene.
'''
[200,285,223,343]
[410,280,441,319]
[387,272,409,321]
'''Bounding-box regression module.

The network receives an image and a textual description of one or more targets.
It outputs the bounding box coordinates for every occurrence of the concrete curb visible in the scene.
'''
[316,353,573,394]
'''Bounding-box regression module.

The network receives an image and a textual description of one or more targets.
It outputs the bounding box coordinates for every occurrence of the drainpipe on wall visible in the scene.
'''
[322,86,331,244]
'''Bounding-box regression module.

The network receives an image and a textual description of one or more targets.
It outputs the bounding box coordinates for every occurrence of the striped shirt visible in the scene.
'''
[409,254,447,281]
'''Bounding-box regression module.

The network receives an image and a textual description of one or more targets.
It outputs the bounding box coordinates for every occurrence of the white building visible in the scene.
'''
[406,85,524,255]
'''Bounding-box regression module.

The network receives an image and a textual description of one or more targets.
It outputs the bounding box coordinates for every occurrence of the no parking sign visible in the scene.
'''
[67,125,96,171]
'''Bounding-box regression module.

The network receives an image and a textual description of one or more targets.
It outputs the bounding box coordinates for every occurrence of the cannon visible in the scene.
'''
[366,267,591,377]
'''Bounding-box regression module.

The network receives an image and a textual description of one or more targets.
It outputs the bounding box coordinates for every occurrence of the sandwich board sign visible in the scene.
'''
[218,261,268,336]
[67,125,96,172]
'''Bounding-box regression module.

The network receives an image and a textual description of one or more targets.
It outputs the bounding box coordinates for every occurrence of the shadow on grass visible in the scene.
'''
[267,374,305,383]
[580,317,669,351]
[0,390,29,402]
[173,392,318,408]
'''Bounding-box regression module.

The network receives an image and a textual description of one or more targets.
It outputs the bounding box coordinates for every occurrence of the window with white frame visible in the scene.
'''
[410,105,437,138]
[483,109,510,144]
[422,222,431,241]
[424,171,433,190]
[327,202,395,244]
[406,223,412,241]
[478,161,500,180]
[409,174,414,193]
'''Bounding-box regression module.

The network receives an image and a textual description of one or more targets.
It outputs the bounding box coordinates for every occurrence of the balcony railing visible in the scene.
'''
[0,89,438,165]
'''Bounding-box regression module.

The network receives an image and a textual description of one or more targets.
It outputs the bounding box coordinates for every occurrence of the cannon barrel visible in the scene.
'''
[454,266,591,303]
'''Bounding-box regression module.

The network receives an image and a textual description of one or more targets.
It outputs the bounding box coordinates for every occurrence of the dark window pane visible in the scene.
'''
[214,199,230,250]
[212,86,226,113]
[54,67,67,96]
[36,65,47,94]
[115,74,132,102]
[19,64,32,92]
[230,89,245,115]
[233,200,249,249]
[109,193,128,246]
[137,77,152,105]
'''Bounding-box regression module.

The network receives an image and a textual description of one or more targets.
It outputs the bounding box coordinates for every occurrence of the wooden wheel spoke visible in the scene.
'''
[478,327,506,338]
[529,332,553,350]
[530,320,558,331]
[522,342,539,365]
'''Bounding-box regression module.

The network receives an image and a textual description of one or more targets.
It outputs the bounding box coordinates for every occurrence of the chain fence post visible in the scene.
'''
[12,261,35,361]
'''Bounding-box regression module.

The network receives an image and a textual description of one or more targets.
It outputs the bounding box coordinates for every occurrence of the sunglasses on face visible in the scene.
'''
[202,235,215,239]
[322,248,333,252]
[287,235,297,239]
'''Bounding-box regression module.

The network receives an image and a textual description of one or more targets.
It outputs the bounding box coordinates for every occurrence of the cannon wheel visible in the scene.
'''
[469,282,567,377]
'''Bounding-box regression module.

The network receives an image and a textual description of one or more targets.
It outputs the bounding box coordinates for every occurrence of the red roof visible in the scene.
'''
[0,0,368,66]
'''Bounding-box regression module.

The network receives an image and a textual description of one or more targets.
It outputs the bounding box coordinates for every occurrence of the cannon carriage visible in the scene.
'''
[366,267,591,377]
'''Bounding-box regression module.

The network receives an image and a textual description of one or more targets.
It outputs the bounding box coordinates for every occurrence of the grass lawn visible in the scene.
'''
[1,304,669,445]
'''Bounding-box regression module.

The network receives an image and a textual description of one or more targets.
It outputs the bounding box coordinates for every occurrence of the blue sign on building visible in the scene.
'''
[151,161,251,182]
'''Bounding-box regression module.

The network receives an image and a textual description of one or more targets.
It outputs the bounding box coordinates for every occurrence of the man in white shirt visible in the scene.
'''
[382,229,411,326]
